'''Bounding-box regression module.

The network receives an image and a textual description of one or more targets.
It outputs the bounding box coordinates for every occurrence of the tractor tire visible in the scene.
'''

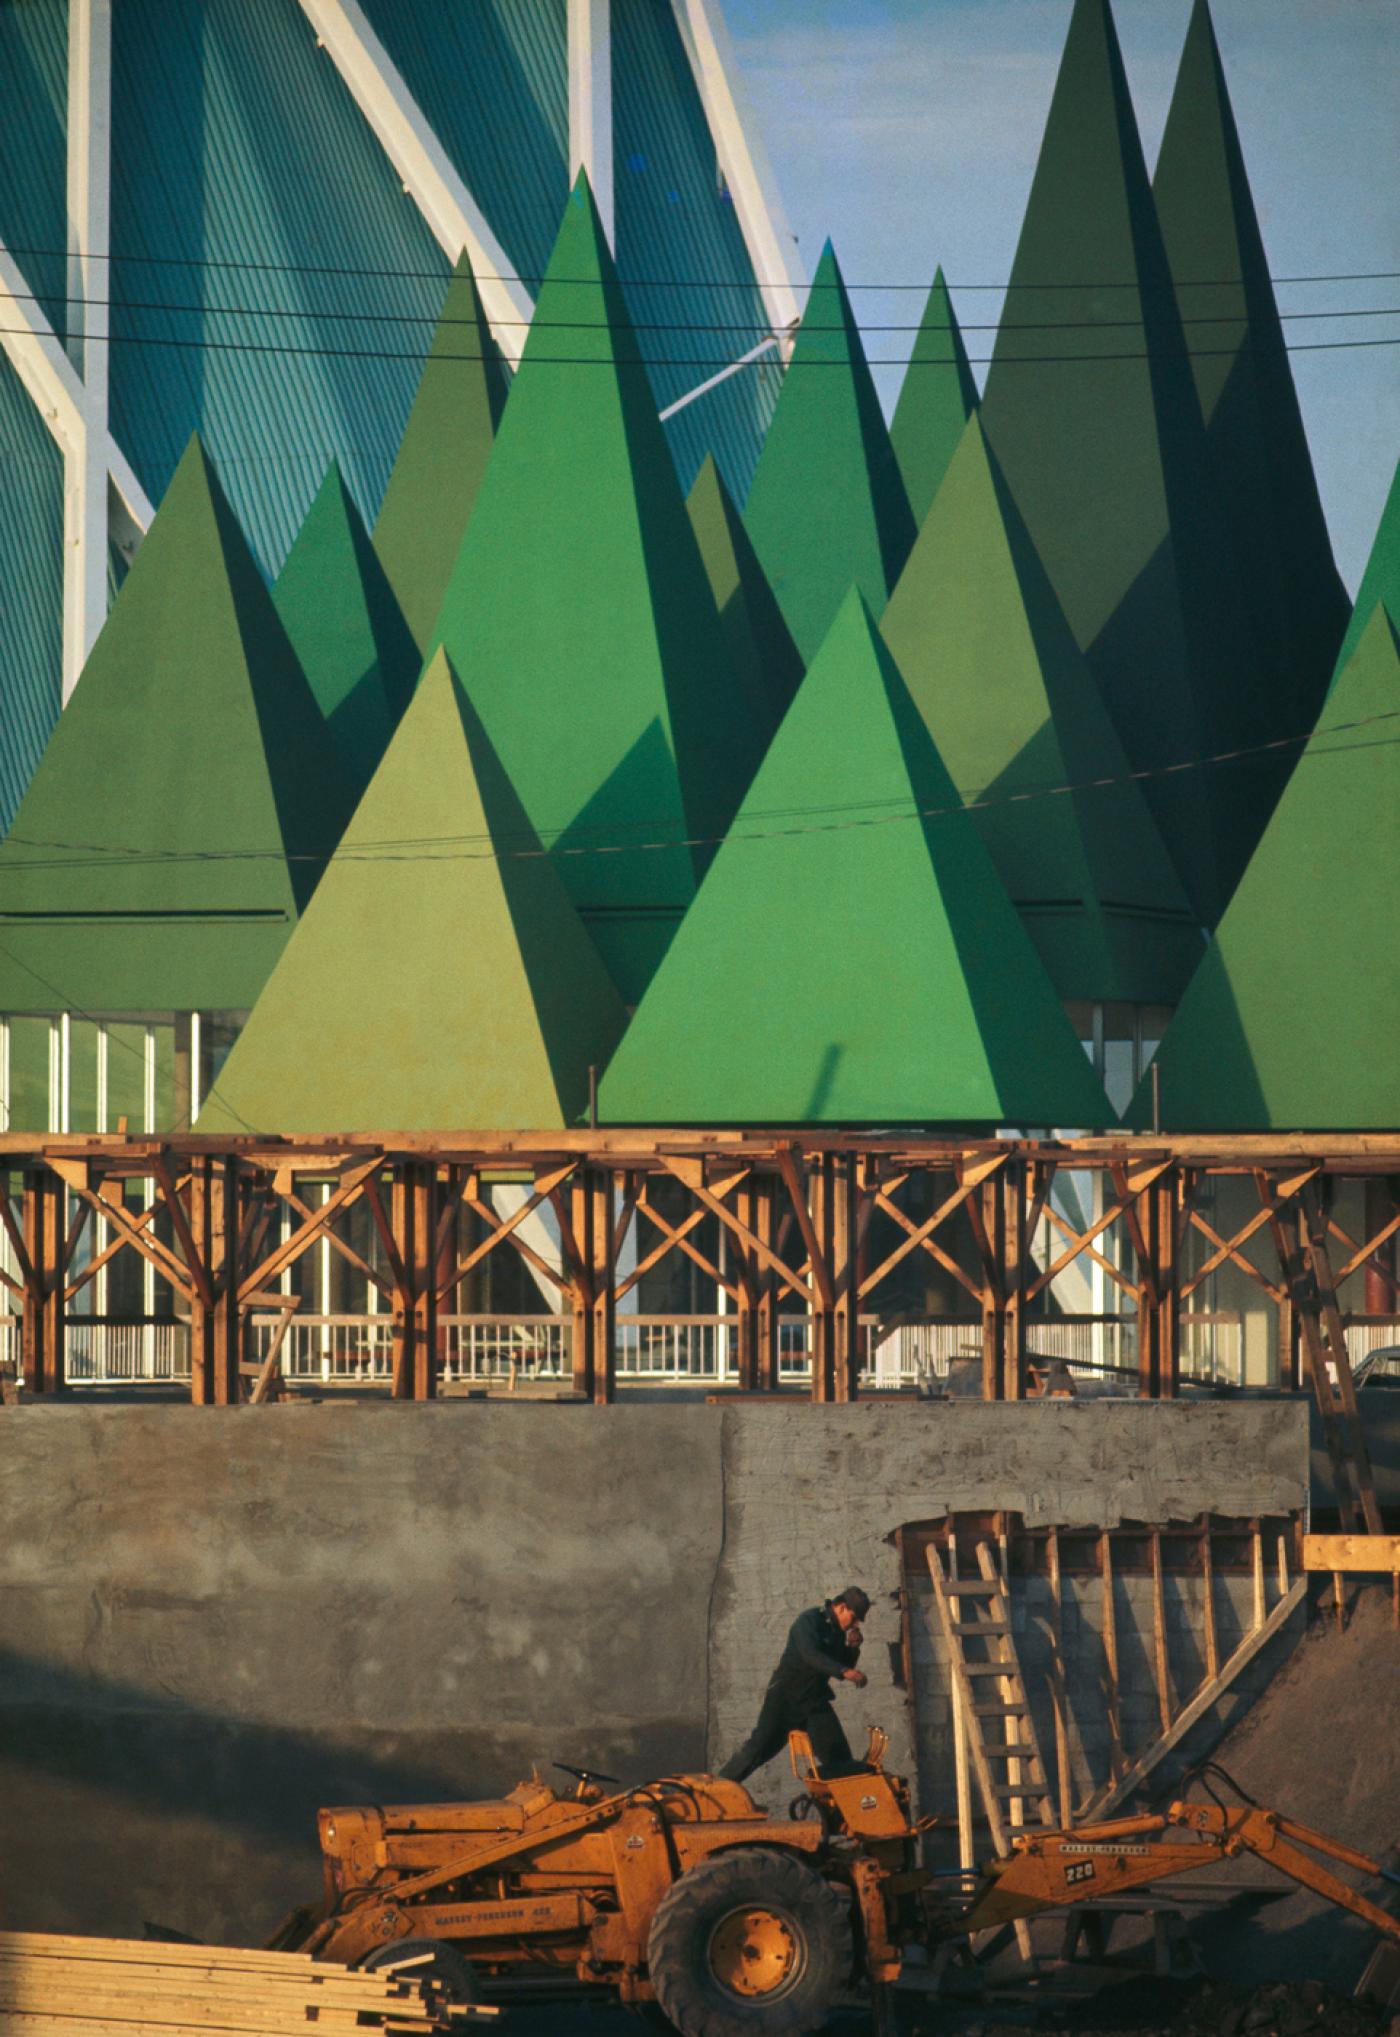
[359,1937,481,2003]
[646,1846,852,2037]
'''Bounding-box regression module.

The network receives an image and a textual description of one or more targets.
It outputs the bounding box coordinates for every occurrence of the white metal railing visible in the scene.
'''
[0,1307,1241,1391]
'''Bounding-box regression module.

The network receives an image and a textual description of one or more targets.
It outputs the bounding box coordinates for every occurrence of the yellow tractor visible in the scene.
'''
[271,1732,1400,2034]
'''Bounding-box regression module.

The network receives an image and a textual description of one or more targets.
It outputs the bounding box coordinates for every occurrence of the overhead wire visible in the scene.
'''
[4,240,1398,289]
[0,321,1395,369]
[3,703,1397,874]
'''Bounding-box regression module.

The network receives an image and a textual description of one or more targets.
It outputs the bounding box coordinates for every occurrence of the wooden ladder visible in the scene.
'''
[927,1538,1058,1961]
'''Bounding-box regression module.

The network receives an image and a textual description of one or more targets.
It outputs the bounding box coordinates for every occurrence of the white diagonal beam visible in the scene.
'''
[297,0,534,362]
[671,0,805,356]
[568,0,614,248]
[63,0,112,701]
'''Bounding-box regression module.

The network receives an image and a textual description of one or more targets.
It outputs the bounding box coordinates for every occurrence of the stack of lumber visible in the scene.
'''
[0,1932,498,2033]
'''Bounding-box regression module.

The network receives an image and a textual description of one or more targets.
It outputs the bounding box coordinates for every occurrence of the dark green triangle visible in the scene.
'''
[273,460,418,798]
[687,453,802,728]
[0,436,352,1014]
[373,249,507,653]
[599,591,1109,1127]
[742,242,916,663]
[889,266,980,527]
[428,174,766,1007]
[978,0,1261,926]
[1333,458,1400,682]
[198,651,627,1133]
[1153,0,1347,747]
[882,415,1202,1003]
[1124,605,1400,1131]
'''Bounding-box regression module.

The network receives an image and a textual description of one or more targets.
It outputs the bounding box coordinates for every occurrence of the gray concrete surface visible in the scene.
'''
[0,1399,1307,1947]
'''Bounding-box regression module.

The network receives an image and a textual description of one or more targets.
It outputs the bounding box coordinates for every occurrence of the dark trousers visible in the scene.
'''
[719,1689,854,1784]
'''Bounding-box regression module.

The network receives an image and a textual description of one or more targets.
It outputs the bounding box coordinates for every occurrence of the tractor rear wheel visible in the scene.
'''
[646,1846,852,2036]
[359,1937,481,2003]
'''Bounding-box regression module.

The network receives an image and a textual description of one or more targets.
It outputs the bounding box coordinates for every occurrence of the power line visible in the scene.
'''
[4,704,1396,875]
[5,240,1398,291]
[9,283,1399,335]
[2,321,1396,370]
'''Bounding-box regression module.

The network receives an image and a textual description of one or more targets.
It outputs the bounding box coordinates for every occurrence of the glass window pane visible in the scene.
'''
[6,1017,53,1133]
[68,1020,100,1134]
[106,1024,148,1133]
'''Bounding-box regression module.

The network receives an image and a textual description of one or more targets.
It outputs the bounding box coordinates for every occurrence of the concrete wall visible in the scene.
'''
[0,1400,1307,1945]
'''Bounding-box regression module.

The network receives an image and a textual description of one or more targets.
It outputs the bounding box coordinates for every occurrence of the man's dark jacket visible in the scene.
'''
[764,1603,860,1715]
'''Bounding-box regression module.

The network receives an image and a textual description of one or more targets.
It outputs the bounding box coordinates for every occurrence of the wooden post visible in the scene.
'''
[1149,1528,1175,1734]
[756,1174,779,1391]
[832,1152,858,1402]
[808,1154,836,1403]
[734,1179,759,1393]
[1155,1174,1180,1398]
[390,1162,438,1399]
[188,1157,241,1406]
[1047,1526,1072,1827]
[1200,1520,1220,1682]
[979,1171,1006,1400]
[1100,1531,1126,1783]
[589,1167,615,1405]
[568,1169,594,1401]
[21,1167,66,1395]
[1003,1164,1027,1400]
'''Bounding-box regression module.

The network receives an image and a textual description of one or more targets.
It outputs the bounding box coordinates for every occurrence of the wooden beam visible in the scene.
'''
[774,1144,834,1311]
[437,1162,574,1299]
[663,1153,809,1302]
[1303,1534,1400,1573]
[1079,1579,1307,1821]
[240,1158,383,1301]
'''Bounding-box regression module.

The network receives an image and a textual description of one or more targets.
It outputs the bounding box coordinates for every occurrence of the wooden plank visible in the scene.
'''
[1046,1526,1072,1829]
[1303,1534,1400,1573]
[1200,1522,1220,1683]
[1099,1531,1126,1784]
[1079,1577,1307,1820]
[1149,1528,1175,1735]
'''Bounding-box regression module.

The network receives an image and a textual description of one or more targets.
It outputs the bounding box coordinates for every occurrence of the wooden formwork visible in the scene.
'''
[0,1130,1395,1511]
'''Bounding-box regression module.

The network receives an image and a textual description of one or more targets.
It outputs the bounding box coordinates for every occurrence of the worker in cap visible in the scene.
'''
[718,1587,871,1784]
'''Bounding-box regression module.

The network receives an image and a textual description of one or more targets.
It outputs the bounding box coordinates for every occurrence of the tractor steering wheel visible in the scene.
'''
[555,1761,620,1787]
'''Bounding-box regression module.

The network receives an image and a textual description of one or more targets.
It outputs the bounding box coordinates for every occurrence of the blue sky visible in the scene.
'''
[722,0,1399,590]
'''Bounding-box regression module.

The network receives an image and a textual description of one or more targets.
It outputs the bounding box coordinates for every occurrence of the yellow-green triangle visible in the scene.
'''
[198,652,627,1133]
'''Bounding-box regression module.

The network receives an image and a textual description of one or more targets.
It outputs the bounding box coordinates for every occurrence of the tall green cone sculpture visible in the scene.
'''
[687,453,803,728]
[743,242,917,662]
[889,266,980,527]
[979,0,1254,927]
[1154,0,1347,750]
[599,592,1109,1128]
[1333,458,1400,681]
[273,461,418,797]
[881,415,1202,1004]
[429,175,765,1006]
[198,653,627,1133]
[1124,607,1400,1132]
[373,249,507,652]
[0,437,352,1015]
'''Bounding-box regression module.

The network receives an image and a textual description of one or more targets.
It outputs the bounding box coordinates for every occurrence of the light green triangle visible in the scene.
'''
[599,591,1109,1128]
[1333,458,1400,682]
[889,266,980,527]
[687,453,801,728]
[373,249,507,653]
[274,461,417,798]
[0,436,352,1015]
[198,652,627,1133]
[1124,605,1400,1130]
[427,176,765,1007]
[743,242,916,663]
[881,414,1202,1003]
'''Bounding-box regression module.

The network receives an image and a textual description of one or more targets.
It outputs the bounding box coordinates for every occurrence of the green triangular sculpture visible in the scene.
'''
[881,415,1202,1004]
[687,453,802,728]
[599,592,1110,1128]
[889,266,980,527]
[0,437,352,1014]
[373,249,507,652]
[273,460,418,797]
[1333,458,1400,681]
[978,0,1252,926]
[428,175,765,1006]
[197,653,627,1133]
[1124,606,1400,1131]
[1153,0,1347,749]
[743,242,916,663]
